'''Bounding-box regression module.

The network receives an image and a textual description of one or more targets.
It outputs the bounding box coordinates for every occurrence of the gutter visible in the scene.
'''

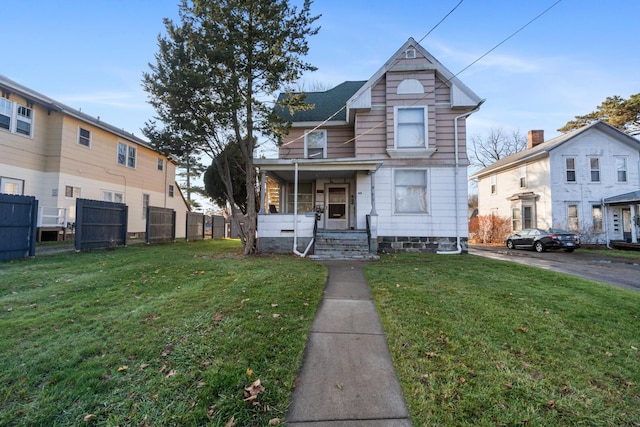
[438,100,485,255]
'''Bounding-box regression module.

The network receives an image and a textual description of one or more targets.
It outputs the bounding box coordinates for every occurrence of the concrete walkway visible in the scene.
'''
[286,261,413,426]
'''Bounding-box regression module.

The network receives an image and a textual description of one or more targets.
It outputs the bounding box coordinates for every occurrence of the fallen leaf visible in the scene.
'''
[243,379,265,401]
[272,313,280,318]
[161,344,174,357]
[605,351,613,357]
[197,381,206,387]
[495,364,504,371]
[425,352,437,359]
[118,365,128,372]
[625,381,635,387]
[459,377,466,384]
[214,312,223,322]
[247,368,253,377]
[531,371,544,380]
[271,303,278,307]
[631,345,638,351]
[140,364,149,370]
[224,416,237,427]
[517,327,528,333]
[268,418,281,425]
[335,383,343,390]
[504,383,513,390]
[241,298,250,304]
[83,414,96,422]
[165,370,176,378]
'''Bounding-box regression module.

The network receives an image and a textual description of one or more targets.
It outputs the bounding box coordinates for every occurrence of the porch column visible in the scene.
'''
[259,171,266,215]
[632,204,638,243]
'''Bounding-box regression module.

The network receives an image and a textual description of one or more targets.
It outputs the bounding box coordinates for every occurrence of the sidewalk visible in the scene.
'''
[286,261,412,426]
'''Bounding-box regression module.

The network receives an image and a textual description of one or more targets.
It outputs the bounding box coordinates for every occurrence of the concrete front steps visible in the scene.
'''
[309,229,379,261]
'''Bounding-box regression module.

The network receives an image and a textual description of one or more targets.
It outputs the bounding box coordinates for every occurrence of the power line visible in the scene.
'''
[417,0,465,44]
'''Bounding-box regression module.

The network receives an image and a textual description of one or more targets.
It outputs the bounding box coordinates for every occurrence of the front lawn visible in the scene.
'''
[366,253,640,426]
[0,240,326,426]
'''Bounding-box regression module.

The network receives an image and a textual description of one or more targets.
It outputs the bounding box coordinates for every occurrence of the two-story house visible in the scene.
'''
[472,121,640,244]
[0,74,189,239]
[254,38,483,257]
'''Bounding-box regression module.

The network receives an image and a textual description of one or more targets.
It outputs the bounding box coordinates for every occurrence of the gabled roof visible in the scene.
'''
[347,37,483,113]
[471,121,640,179]
[0,74,152,149]
[274,81,366,123]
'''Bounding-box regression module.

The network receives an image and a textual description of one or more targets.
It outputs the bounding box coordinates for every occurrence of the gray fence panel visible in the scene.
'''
[146,206,176,244]
[186,212,205,241]
[0,194,38,260]
[211,215,226,239]
[75,199,128,251]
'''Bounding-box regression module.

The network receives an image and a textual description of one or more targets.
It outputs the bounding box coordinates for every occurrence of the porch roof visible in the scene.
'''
[604,190,640,205]
[254,157,383,182]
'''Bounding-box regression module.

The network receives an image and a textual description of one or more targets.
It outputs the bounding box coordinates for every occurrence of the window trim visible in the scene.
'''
[615,156,627,182]
[303,129,327,159]
[393,168,429,215]
[117,142,137,168]
[592,204,603,232]
[565,157,576,182]
[394,106,427,149]
[589,157,600,182]
[490,175,497,195]
[519,166,527,188]
[78,127,92,148]
[65,185,81,198]
[0,98,34,138]
[157,157,164,171]
[168,184,174,198]
[567,203,579,232]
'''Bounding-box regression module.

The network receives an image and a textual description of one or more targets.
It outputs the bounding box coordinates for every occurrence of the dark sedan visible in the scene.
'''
[506,228,581,253]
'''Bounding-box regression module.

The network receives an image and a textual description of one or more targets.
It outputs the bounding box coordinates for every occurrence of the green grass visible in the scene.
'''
[0,240,326,426]
[365,253,640,427]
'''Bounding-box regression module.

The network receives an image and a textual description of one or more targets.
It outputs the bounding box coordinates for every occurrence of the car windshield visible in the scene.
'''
[548,228,571,234]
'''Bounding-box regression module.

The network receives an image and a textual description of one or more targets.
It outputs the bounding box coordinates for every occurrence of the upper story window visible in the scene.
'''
[0,98,33,137]
[616,156,627,182]
[490,175,497,195]
[117,142,137,168]
[519,166,527,188]
[157,158,164,171]
[168,184,174,197]
[589,157,600,182]
[565,157,576,182]
[394,169,428,214]
[78,127,91,147]
[395,106,426,148]
[304,130,326,159]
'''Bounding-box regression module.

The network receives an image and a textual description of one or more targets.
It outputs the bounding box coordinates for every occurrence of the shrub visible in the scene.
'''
[469,215,511,244]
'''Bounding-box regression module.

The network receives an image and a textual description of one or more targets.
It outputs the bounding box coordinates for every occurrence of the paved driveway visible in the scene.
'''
[469,245,640,291]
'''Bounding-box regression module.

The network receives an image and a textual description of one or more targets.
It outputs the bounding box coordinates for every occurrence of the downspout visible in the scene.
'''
[292,160,314,257]
[438,100,485,255]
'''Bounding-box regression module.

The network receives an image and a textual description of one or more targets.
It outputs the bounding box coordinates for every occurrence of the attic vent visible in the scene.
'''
[405,48,416,59]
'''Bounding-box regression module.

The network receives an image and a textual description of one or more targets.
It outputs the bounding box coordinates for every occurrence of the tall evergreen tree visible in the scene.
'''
[143,0,319,254]
[559,93,640,135]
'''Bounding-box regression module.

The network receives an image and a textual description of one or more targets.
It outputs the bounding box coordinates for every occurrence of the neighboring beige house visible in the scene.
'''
[472,121,640,244]
[0,74,189,239]
[255,38,483,256]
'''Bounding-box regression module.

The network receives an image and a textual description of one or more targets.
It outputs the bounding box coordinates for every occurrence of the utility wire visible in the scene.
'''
[417,0,464,44]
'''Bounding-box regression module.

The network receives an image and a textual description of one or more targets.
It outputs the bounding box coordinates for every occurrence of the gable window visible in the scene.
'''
[117,142,137,168]
[592,204,603,232]
[0,98,11,130]
[519,166,527,188]
[568,204,579,232]
[157,157,164,171]
[589,157,600,182]
[78,127,91,147]
[490,175,497,195]
[65,185,81,198]
[395,107,426,148]
[616,157,627,182]
[394,169,428,214]
[565,157,576,182]
[168,184,174,197]
[304,130,326,159]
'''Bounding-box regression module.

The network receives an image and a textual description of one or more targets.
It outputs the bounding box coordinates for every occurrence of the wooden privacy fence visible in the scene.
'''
[75,199,128,251]
[186,212,205,241]
[211,215,225,238]
[0,194,38,260]
[146,206,176,244]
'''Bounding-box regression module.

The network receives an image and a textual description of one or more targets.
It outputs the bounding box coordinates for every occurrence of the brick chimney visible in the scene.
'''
[528,130,544,149]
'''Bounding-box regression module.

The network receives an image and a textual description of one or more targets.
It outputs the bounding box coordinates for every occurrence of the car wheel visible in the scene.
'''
[507,240,514,249]
[564,248,574,253]
[534,241,544,253]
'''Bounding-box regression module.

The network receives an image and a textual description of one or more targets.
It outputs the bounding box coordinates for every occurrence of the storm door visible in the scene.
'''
[325,185,348,229]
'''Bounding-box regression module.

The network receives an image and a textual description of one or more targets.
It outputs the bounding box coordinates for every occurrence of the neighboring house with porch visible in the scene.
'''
[472,121,640,244]
[254,38,483,257]
[0,74,189,240]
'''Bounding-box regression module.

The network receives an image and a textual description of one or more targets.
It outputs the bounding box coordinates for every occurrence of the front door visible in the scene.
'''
[622,208,632,242]
[325,185,348,229]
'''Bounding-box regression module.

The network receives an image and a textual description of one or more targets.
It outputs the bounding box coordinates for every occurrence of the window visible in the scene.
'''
[78,127,91,147]
[65,185,81,198]
[102,191,124,203]
[589,157,600,182]
[394,169,428,214]
[117,142,136,168]
[568,204,579,232]
[405,48,416,59]
[168,184,174,197]
[395,107,426,148]
[287,182,313,213]
[16,105,33,136]
[490,175,497,195]
[616,157,627,182]
[519,166,527,188]
[1,177,24,195]
[0,98,11,130]
[142,194,150,218]
[304,130,326,159]
[157,158,164,171]
[523,206,533,229]
[592,204,603,232]
[512,208,521,231]
[565,157,576,182]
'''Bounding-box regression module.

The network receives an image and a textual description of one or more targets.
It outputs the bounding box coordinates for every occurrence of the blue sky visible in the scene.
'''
[4,0,639,156]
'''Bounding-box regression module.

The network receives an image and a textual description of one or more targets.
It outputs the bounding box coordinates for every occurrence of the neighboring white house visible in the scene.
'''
[0,74,190,239]
[254,38,483,256]
[472,121,640,244]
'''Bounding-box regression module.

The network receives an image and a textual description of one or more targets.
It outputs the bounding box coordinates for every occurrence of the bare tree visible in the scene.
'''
[468,128,528,168]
